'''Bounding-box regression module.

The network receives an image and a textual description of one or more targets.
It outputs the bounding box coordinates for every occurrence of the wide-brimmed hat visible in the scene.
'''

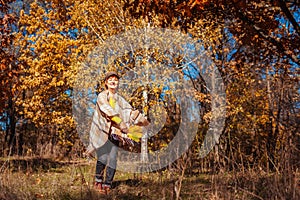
[104,71,120,81]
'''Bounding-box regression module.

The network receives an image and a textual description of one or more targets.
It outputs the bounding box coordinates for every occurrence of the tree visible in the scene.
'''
[14,0,88,155]
[0,0,24,155]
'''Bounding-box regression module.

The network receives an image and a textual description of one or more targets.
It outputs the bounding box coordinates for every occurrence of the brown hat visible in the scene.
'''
[104,71,120,81]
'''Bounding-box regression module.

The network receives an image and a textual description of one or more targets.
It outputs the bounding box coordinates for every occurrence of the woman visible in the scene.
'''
[86,71,148,194]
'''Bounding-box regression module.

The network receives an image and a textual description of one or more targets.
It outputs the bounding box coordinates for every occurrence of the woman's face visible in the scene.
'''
[106,76,119,90]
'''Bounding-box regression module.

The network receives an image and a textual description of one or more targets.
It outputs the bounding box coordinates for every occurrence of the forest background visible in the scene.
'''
[0,0,299,199]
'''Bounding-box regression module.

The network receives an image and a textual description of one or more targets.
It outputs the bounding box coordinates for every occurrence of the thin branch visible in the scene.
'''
[277,0,300,36]
[237,186,265,200]
[234,6,300,66]
[82,14,103,44]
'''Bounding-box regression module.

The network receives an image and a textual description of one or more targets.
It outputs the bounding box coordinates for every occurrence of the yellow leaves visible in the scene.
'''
[128,125,143,134]
[56,80,65,86]
[143,105,148,114]
[254,91,261,97]
[11,1,86,151]
[37,7,45,16]
[34,71,40,77]
[30,2,38,11]
[26,111,34,118]
[194,91,210,103]
[127,125,144,142]
[259,114,269,125]
[20,9,25,17]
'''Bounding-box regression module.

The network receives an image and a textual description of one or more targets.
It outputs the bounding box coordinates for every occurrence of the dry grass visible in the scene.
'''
[0,157,299,200]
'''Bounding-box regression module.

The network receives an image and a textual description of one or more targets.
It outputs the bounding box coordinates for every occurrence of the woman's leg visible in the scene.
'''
[105,144,118,186]
[95,142,110,183]
[95,160,106,182]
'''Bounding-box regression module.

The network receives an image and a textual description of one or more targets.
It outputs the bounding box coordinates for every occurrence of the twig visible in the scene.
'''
[237,186,264,200]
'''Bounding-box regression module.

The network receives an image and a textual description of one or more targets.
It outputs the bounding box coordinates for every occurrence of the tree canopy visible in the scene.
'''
[0,0,298,178]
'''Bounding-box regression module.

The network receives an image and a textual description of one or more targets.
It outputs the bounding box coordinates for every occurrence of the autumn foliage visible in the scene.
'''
[0,0,299,198]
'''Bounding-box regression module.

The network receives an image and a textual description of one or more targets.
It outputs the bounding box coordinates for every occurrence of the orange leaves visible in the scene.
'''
[194,90,210,103]
[138,0,210,10]
[11,0,90,153]
[123,0,212,29]
[188,0,209,10]
[225,62,271,136]
[15,1,79,127]
[0,1,22,128]
[0,61,7,70]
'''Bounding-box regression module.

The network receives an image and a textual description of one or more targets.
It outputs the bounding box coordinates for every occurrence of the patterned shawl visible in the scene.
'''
[86,90,147,153]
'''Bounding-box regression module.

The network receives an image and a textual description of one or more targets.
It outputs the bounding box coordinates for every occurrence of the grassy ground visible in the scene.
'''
[0,157,299,200]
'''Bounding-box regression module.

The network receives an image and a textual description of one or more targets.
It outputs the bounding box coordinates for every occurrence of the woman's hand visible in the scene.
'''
[120,122,128,133]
